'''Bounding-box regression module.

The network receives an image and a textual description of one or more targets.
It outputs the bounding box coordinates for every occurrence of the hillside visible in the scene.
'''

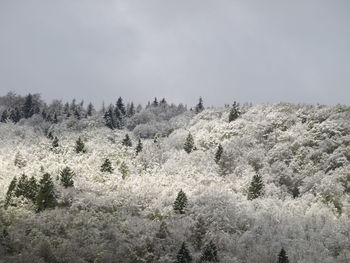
[1,101,350,263]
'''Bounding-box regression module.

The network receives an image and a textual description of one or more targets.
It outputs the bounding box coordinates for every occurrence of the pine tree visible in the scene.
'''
[104,107,116,129]
[135,139,143,155]
[75,137,86,153]
[122,134,132,147]
[176,242,192,263]
[195,97,204,114]
[36,173,57,212]
[127,102,135,117]
[184,133,194,154]
[156,221,169,239]
[228,101,240,122]
[247,174,264,200]
[214,144,223,164]
[173,190,188,214]
[116,97,126,116]
[292,186,300,198]
[15,173,28,198]
[119,162,129,179]
[101,158,114,173]
[26,176,38,202]
[152,97,158,107]
[23,94,34,119]
[114,107,123,129]
[60,167,75,188]
[4,177,17,209]
[87,102,94,116]
[9,107,21,123]
[200,241,219,262]
[277,248,289,263]
[1,110,8,122]
[192,217,206,250]
[52,136,59,148]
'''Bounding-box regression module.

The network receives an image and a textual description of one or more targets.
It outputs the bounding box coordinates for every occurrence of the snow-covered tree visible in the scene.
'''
[60,167,75,188]
[277,248,289,263]
[75,137,86,153]
[173,190,188,214]
[176,242,192,263]
[101,158,114,173]
[248,174,264,200]
[184,133,194,153]
[200,241,219,262]
[36,173,56,212]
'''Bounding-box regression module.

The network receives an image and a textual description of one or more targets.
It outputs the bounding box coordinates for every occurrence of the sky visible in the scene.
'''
[0,0,349,107]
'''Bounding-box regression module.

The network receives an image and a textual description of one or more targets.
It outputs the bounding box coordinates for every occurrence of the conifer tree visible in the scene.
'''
[23,94,34,119]
[36,173,56,212]
[114,107,123,129]
[100,158,114,173]
[156,221,169,239]
[119,162,129,179]
[1,110,8,122]
[9,107,21,123]
[4,177,17,209]
[127,102,135,117]
[26,176,38,202]
[214,144,223,164]
[200,241,219,262]
[116,97,126,116]
[15,174,28,198]
[277,248,289,263]
[75,137,86,153]
[192,217,206,250]
[176,242,192,263]
[52,136,59,148]
[104,107,116,129]
[228,101,240,122]
[47,131,54,140]
[122,134,132,147]
[135,139,143,155]
[87,102,94,116]
[184,133,194,154]
[60,167,75,188]
[152,97,158,107]
[195,97,204,114]
[173,190,188,214]
[247,174,264,200]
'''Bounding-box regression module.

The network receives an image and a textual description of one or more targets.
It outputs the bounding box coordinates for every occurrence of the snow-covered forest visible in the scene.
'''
[0,92,350,263]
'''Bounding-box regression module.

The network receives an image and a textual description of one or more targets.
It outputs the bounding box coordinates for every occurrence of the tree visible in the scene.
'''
[60,167,74,188]
[247,174,264,200]
[152,97,158,107]
[23,94,34,119]
[52,136,59,148]
[192,217,206,250]
[184,133,194,154]
[119,162,129,179]
[104,107,116,129]
[277,248,289,263]
[26,176,38,202]
[87,102,94,116]
[228,101,240,122]
[101,158,114,173]
[1,110,8,122]
[122,134,132,147]
[156,221,169,239]
[15,174,29,198]
[4,177,17,209]
[176,242,192,263]
[36,173,56,212]
[173,190,188,214]
[116,97,126,116]
[135,139,143,155]
[127,102,135,117]
[9,107,21,123]
[195,97,204,114]
[75,137,86,153]
[114,107,123,129]
[200,241,219,262]
[214,144,223,164]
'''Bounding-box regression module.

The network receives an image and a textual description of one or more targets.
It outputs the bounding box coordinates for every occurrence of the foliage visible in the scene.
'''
[173,190,188,214]
[60,167,75,188]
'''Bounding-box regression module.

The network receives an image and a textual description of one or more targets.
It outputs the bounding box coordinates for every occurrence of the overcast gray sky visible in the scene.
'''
[0,0,349,106]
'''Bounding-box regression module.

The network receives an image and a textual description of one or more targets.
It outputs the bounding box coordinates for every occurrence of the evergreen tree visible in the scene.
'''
[52,136,59,148]
[15,173,28,198]
[47,131,54,140]
[247,174,264,200]
[36,173,56,212]
[74,108,81,120]
[122,134,132,147]
[192,217,206,250]
[184,133,194,154]
[195,97,204,114]
[26,176,38,202]
[104,107,116,129]
[53,112,58,124]
[75,137,86,153]
[127,102,135,117]
[9,107,21,123]
[135,139,143,155]
[228,101,240,122]
[23,94,34,119]
[160,98,167,106]
[175,242,192,263]
[152,97,158,107]
[277,248,289,263]
[156,221,169,239]
[292,186,300,198]
[87,102,94,116]
[214,144,223,164]
[60,167,75,188]
[119,162,129,179]
[173,190,188,214]
[63,102,70,116]
[100,158,114,173]
[4,177,17,209]
[1,110,8,122]
[114,107,123,129]
[116,97,126,116]
[200,241,219,262]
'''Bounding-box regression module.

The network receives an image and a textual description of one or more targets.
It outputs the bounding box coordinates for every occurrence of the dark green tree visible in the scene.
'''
[277,248,289,263]
[247,174,264,200]
[15,174,29,198]
[127,102,135,117]
[200,241,219,262]
[173,189,188,214]
[292,186,300,198]
[214,144,223,164]
[1,110,8,122]
[26,176,38,202]
[135,139,143,155]
[176,242,192,263]
[9,107,21,123]
[192,217,206,250]
[104,107,116,129]
[75,137,86,153]
[87,102,94,116]
[4,177,17,209]
[152,97,159,107]
[184,133,194,154]
[60,167,75,188]
[228,101,240,122]
[23,94,34,119]
[36,173,56,212]
[122,134,132,147]
[116,97,126,116]
[114,107,123,129]
[195,97,204,114]
[52,136,59,148]
[101,158,114,173]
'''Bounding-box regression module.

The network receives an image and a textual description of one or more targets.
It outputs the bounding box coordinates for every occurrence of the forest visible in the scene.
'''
[0,92,350,263]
